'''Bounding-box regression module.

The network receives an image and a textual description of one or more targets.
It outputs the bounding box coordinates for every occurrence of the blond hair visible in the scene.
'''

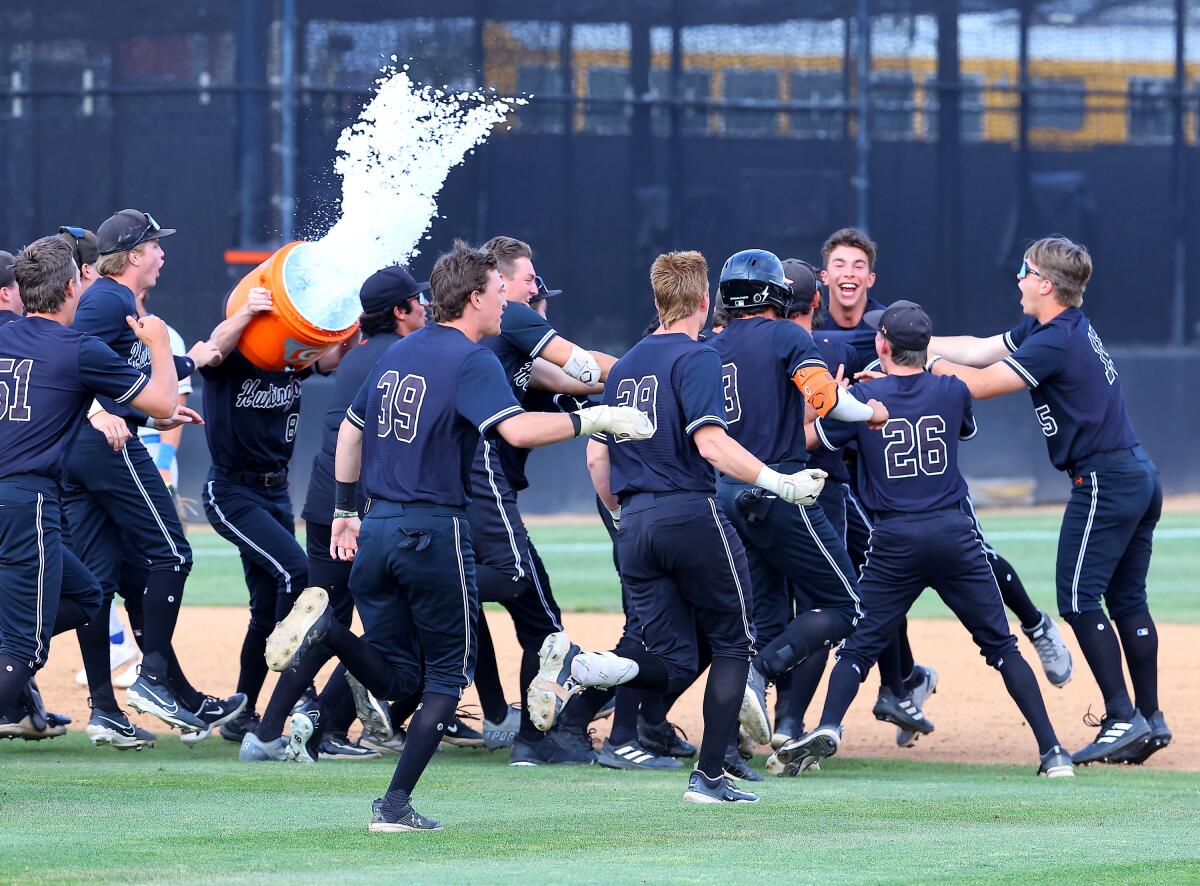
[482,235,532,277]
[1025,236,1092,307]
[96,242,148,277]
[650,251,708,327]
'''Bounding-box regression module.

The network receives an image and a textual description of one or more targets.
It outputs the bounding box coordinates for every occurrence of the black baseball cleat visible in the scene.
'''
[776,726,841,773]
[319,733,382,760]
[1037,745,1076,778]
[1071,711,1151,765]
[548,723,597,760]
[873,687,935,736]
[723,746,765,782]
[592,696,616,721]
[85,708,156,750]
[771,716,802,751]
[369,792,443,833]
[265,587,331,672]
[1106,710,1172,765]
[597,738,683,771]
[509,734,595,766]
[441,712,485,748]
[219,709,260,742]
[344,671,393,743]
[182,692,249,746]
[638,717,696,758]
[126,672,205,732]
[683,769,759,804]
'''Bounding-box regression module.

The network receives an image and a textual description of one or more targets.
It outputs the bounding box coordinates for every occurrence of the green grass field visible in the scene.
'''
[2,734,1198,884]
[184,511,1200,622]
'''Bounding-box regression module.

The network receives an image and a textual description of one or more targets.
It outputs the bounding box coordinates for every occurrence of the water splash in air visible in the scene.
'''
[286,63,523,330]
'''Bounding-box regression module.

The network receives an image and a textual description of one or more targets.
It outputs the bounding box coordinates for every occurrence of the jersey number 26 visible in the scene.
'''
[882,416,947,479]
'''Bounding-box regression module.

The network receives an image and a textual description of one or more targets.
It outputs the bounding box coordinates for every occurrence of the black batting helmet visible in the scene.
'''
[718,248,792,315]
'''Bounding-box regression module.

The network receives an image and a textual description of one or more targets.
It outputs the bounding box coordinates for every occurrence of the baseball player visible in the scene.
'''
[926,235,1169,765]
[0,237,180,720]
[529,250,833,805]
[709,248,887,756]
[262,239,651,831]
[467,236,614,766]
[64,209,243,738]
[777,300,1074,779]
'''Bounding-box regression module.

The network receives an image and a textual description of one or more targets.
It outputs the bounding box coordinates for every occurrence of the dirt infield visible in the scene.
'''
[34,609,1198,770]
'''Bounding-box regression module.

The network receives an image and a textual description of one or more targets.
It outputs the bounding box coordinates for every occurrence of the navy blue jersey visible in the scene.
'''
[200,349,306,473]
[819,297,887,369]
[304,331,399,520]
[347,324,524,507]
[0,310,21,325]
[1002,309,1138,471]
[817,372,975,514]
[0,317,149,482]
[807,335,861,483]
[710,316,825,465]
[600,333,727,497]
[71,278,194,421]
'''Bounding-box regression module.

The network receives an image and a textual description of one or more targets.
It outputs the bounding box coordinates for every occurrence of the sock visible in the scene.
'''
[390,686,425,729]
[473,616,509,722]
[992,554,1042,630]
[897,619,915,680]
[108,603,125,644]
[819,658,865,727]
[1115,609,1160,716]
[877,635,907,696]
[140,570,187,672]
[320,617,397,700]
[697,657,749,780]
[258,648,332,741]
[609,686,643,745]
[77,598,119,711]
[753,609,854,681]
[773,678,792,722]
[1065,610,1134,719]
[559,687,612,730]
[784,646,829,726]
[51,599,91,635]
[235,618,273,712]
[318,667,358,736]
[996,653,1059,754]
[607,649,671,694]
[516,646,543,742]
[123,593,145,650]
[388,692,458,796]
[0,654,35,713]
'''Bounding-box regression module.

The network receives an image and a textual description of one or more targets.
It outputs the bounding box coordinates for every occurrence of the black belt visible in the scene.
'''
[214,467,289,488]
[1065,447,1137,478]
[618,489,700,508]
[874,502,962,521]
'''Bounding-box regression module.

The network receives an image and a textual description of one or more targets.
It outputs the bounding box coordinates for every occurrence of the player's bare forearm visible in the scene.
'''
[930,358,1026,399]
[539,335,611,384]
[496,412,575,449]
[693,425,765,486]
[586,439,619,511]
[129,321,181,418]
[928,334,1009,368]
[157,393,188,450]
[204,310,254,365]
[529,357,603,396]
[593,350,617,381]
[334,419,364,483]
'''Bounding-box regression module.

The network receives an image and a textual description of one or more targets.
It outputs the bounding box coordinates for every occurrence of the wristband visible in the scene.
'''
[569,412,582,437]
[333,508,357,520]
[925,355,944,372]
[154,442,177,470]
[335,480,358,512]
[754,466,783,496]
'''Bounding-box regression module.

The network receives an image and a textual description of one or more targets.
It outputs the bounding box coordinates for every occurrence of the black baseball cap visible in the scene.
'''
[0,250,14,288]
[531,275,562,302]
[864,299,932,350]
[359,265,430,313]
[781,258,818,300]
[58,226,100,267]
[96,209,175,256]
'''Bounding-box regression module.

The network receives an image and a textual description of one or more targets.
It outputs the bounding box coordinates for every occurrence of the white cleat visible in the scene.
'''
[526,632,581,733]
[571,651,639,689]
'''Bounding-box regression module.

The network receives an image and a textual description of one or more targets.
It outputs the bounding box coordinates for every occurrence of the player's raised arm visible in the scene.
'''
[201,286,275,367]
[125,314,184,418]
[927,333,1010,368]
[529,356,604,395]
[538,334,617,384]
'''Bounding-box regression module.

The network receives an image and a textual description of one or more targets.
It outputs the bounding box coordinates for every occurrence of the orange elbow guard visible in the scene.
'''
[793,365,839,418]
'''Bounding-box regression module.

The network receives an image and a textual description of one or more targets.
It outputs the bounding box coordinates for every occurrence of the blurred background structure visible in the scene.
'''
[2,0,1198,509]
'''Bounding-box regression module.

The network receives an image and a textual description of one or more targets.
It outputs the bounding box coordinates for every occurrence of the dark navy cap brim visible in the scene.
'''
[864,308,885,330]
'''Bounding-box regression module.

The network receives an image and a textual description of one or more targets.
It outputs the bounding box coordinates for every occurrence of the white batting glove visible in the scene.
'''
[607,506,622,530]
[574,405,654,441]
[756,466,827,506]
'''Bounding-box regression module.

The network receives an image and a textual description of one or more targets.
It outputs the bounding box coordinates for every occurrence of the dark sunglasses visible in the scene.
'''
[59,225,87,239]
[1017,260,1051,284]
[408,292,429,306]
[535,275,549,296]
[124,212,161,251]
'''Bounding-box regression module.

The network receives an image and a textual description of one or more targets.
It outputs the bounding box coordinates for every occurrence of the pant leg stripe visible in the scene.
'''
[963,495,997,557]
[1069,472,1100,614]
[452,516,471,686]
[706,498,756,655]
[845,484,874,532]
[524,547,563,631]
[798,504,863,622]
[205,481,292,596]
[122,446,186,568]
[33,493,46,665]
[482,440,524,579]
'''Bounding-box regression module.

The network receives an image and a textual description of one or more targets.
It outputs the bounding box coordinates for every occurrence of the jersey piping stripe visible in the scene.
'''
[815,418,835,451]
[345,406,365,429]
[1003,330,1019,352]
[529,328,558,359]
[205,481,292,596]
[684,415,727,435]
[706,497,756,655]
[482,439,524,579]
[452,516,471,685]
[1002,355,1038,389]
[478,405,524,435]
[33,493,46,664]
[121,446,187,568]
[798,504,863,622]
[789,357,829,376]
[960,415,979,441]
[524,547,563,631]
[113,374,149,405]
[1069,472,1099,613]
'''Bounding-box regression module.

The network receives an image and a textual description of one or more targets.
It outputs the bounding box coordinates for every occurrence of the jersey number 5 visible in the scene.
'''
[0,358,33,423]
[375,371,427,443]
[882,416,947,479]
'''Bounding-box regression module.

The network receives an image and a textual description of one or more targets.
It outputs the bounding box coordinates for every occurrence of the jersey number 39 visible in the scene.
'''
[882,416,947,479]
[375,371,427,443]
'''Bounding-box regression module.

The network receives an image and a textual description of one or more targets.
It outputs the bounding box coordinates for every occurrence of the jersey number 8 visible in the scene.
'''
[882,416,947,479]
[375,370,427,443]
